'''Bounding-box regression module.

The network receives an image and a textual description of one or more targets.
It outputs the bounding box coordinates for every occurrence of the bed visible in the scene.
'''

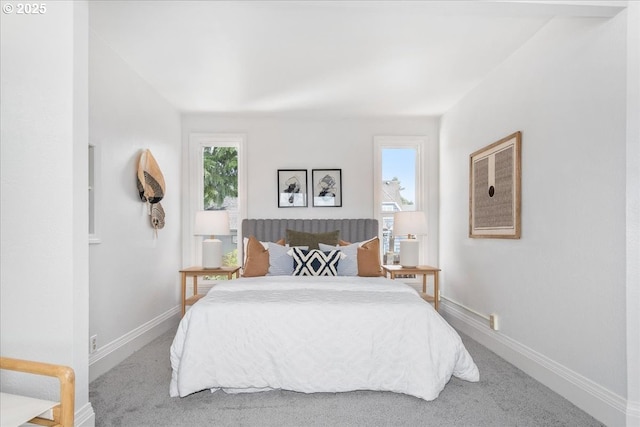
[170,218,479,401]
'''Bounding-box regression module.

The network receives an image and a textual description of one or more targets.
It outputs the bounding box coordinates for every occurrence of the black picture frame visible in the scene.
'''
[277,169,308,207]
[312,169,342,207]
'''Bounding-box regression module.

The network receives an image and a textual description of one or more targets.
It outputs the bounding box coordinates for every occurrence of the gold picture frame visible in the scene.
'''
[469,131,521,239]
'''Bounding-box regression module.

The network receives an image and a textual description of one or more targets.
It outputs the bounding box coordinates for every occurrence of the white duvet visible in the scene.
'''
[170,276,479,401]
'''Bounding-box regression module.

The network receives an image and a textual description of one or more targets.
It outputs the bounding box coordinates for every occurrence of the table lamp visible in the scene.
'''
[393,211,427,268]
[194,210,230,269]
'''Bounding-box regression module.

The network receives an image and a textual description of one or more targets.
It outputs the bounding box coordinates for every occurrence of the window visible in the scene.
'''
[188,134,246,271]
[89,143,101,244]
[373,136,425,262]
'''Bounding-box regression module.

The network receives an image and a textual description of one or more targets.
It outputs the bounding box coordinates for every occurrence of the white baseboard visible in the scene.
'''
[89,306,180,382]
[440,299,635,427]
[628,400,640,426]
[75,401,96,427]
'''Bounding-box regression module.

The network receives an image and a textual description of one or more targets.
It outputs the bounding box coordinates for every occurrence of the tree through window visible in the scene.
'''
[203,147,238,210]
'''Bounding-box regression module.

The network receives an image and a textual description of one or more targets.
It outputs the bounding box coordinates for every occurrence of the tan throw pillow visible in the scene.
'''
[243,235,270,277]
[286,229,340,250]
[357,237,382,277]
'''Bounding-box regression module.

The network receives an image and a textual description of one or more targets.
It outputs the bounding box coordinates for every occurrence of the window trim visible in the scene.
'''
[373,135,426,258]
[89,143,101,245]
[187,133,247,267]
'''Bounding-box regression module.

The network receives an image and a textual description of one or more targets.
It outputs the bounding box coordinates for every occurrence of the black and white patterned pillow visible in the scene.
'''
[288,247,345,276]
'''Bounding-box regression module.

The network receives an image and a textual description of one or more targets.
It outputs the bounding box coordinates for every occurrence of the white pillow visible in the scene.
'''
[266,242,309,276]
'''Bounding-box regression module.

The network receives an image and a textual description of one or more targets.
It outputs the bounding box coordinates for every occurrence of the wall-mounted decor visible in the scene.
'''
[469,131,521,239]
[312,169,342,207]
[136,149,166,234]
[278,169,308,207]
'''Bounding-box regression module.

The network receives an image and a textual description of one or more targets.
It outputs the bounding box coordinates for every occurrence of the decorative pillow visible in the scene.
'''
[318,242,359,276]
[356,237,382,277]
[266,241,307,275]
[289,247,345,276]
[242,237,267,265]
[286,229,340,250]
[242,237,284,262]
[243,236,270,277]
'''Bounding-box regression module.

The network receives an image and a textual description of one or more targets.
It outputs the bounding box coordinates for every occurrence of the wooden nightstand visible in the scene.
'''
[382,264,441,311]
[179,266,241,316]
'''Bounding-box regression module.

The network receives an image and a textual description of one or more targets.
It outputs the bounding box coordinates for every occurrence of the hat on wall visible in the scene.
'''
[151,202,165,231]
[136,149,166,235]
[136,149,165,204]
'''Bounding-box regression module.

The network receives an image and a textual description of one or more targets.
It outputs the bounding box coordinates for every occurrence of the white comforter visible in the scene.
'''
[170,276,479,401]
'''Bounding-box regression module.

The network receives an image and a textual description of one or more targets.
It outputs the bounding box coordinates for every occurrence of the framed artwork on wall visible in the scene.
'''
[469,131,521,239]
[312,169,342,207]
[277,169,308,207]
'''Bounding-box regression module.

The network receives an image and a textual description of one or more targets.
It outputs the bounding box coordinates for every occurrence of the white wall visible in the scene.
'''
[625,3,640,424]
[88,32,182,380]
[440,11,637,426]
[181,115,441,265]
[626,2,640,425]
[0,1,94,425]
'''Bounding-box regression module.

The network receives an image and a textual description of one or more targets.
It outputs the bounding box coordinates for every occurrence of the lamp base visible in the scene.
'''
[202,239,223,269]
[399,239,419,268]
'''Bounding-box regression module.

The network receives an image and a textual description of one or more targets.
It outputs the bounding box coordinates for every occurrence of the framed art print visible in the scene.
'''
[312,169,342,207]
[469,131,521,239]
[278,169,307,207]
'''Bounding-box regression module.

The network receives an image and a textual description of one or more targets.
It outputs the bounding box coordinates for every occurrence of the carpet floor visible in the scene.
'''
[89,328,603,426]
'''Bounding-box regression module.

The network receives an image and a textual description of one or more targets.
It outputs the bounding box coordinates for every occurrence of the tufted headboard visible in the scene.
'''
[241,218,378,248]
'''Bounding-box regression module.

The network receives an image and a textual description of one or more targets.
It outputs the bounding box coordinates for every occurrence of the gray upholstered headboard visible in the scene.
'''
[242,218,378,245]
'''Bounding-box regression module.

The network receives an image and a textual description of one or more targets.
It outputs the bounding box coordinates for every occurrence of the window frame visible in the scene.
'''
[89,143,101,245]
[373,135,426,259]
[187,133,247,270]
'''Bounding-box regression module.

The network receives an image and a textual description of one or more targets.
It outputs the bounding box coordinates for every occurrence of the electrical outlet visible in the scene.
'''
[90,335,98,353]
[489,314,499,331]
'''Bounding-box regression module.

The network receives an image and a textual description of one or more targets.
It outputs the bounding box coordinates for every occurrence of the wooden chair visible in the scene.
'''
[0,357,75,427]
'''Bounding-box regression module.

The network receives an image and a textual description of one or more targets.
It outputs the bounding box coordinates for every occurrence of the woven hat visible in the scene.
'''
[136,149,166,235]
[136,149,165,203]
[151,202,165,230]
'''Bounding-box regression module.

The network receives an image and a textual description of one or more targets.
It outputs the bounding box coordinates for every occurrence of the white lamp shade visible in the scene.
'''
[393,211,427,237]
[194,210,229,269]
[194,210,230,236]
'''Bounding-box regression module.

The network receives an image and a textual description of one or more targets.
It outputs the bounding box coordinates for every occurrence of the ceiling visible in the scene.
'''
[89,1,624,117]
